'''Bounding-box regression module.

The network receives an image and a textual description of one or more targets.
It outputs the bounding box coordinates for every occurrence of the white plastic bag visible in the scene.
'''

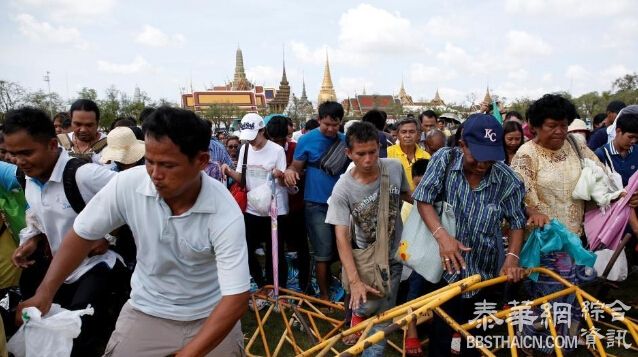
[7,303,94,357]
[594,249,628,282]
[247,182,272,215]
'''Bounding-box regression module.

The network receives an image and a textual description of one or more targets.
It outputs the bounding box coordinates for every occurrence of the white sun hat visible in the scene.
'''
[99,127,145,164]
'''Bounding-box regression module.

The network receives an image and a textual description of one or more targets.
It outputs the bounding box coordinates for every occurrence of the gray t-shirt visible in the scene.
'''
[326,158,409,254]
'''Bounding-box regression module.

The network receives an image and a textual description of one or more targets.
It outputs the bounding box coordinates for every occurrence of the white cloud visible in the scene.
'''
[505,0,634,17]
[14,13,87,49]
[97,56,153,74]
[337,77,374,98]
[600,64,631,80]
[135,25,185,48]
[435,43,497,75]
[338,4,422,54]
[423,17,468,40]
[291,4,427,66]
[508,69,529,81]
[565,65,590,81]
[506,31,551,57]
[408,63,457,83]
[16,0,115,21]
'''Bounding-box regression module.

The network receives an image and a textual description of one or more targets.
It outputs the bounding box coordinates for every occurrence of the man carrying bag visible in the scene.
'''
[326,122,411,357]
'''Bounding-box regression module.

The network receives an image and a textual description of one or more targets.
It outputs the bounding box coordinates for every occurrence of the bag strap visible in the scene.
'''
[57,133,73,150]
[239,143,249,188]
[373,160,390,272]
[91,137,108,153]
[436,148,456,214]
[311,136,341,167]
[566,134,584,168]
[62,158,88,214]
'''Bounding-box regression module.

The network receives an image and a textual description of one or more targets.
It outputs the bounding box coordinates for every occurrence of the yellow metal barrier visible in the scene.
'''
[244,268,638,356]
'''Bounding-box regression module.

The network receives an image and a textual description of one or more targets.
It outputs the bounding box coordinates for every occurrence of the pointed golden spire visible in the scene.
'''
[430,89,445,106]
[482,86,492,105]
[232,46,253,90]
[318,52,337,104]
[269,55,291,113]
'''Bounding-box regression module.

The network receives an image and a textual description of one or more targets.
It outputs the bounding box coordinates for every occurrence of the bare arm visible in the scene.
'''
[334,225,380,310]
[500,228,525,282]
[221,164,242,183]
[401,191,413,204]
[283,159,305,187]
[176,292,249,357]
[416,201,470,274]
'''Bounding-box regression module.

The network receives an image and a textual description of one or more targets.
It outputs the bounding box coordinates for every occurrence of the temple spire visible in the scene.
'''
[301,75,308,101]
[232,46,252,90]
[317,52,337,104]
[268,52,291,113]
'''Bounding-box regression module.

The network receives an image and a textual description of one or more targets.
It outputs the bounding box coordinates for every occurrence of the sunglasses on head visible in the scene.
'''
[227,145,239,149]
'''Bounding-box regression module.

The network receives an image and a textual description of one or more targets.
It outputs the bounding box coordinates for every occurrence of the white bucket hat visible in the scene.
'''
[100,127,145,164]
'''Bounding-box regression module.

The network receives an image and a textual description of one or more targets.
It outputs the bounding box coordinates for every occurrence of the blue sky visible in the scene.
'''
[1,0,636,106]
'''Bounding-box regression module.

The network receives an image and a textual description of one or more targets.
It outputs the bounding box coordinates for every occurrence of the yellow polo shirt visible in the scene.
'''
[387,144,431,190]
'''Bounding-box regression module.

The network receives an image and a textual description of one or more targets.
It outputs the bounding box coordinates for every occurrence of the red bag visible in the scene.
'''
[230,182,247,211]
[230,143,249,212]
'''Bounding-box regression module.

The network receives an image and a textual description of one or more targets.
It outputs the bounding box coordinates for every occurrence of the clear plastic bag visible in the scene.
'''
[7,304,94,357]
[247,182,272,216]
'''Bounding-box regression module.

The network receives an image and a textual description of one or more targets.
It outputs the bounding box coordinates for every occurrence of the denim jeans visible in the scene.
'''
[304,201,335,262]
[353,260,402,357]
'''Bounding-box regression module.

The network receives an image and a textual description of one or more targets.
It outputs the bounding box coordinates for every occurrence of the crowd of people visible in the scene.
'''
[0,93,636,356]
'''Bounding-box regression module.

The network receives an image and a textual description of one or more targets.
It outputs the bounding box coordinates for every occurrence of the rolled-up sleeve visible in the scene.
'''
[412,148,448,204]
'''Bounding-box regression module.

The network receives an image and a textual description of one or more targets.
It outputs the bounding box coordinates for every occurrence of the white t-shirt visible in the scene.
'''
[20,150,119,283]
[237,140,289,216]
[74,167,250,321]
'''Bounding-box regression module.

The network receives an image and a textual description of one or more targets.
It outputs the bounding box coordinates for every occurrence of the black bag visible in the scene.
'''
[314,138,349,176]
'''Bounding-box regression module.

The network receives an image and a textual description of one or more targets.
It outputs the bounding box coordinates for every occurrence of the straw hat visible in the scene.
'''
[568,119,590,133]
[100,127,145,164]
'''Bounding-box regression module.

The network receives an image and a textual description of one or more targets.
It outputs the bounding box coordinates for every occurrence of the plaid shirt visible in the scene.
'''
[412,147,526,297]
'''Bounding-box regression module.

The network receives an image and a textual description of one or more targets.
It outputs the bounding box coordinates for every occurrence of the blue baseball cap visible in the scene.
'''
[462,113,504,162]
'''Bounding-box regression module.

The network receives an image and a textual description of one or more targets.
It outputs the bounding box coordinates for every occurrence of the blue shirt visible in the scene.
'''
[588,127,608,151]
[205,138,234,182]
[293,128,346,204]
[412,147,526,296]
[0,162,19,191]
[595,143,638,187]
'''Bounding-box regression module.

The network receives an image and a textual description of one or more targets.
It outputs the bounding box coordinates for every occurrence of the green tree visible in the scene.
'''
[612,73,638,92]
[573,91,604,119]
[99,86,121,130]
[23,89,65,116]
[0,80,26,120]
[77,87,98,101]
[202,104,224,130]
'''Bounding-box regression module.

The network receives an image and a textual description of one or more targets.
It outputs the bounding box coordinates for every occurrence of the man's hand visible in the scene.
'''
[527,213,550,228]
[437,232,471,274]
[15,288,54,326]
[88,238,109,257]
[12,238,39,268]
[500,255,524,282]
[630,192,638,208]
[283,168,299,187]
[348,280,381,311]
[220,163,231,181]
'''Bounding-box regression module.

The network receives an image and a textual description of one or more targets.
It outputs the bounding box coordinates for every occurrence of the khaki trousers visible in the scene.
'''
[103,301,244,357]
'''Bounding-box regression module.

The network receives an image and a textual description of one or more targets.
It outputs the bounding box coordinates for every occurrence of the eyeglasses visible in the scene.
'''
[227,145,239,149]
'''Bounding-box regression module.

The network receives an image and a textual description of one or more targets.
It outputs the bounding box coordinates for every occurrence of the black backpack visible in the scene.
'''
[16,158,87,213]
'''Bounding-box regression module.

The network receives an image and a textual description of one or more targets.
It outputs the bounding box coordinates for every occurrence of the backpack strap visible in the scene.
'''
[62,158,88,214]
[566,134,584,168]
[15,168,26,191]
[57,133,73,151]
[91,137,108,154]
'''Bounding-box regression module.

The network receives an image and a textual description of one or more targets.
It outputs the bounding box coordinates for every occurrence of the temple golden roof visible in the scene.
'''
[317,53,337,104]
[232,47,254,90]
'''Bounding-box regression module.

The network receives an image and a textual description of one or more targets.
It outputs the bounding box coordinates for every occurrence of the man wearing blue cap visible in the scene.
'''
[412,113,527,356]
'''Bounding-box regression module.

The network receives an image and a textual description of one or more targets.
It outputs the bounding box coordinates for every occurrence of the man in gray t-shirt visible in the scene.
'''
[325,122,410,356]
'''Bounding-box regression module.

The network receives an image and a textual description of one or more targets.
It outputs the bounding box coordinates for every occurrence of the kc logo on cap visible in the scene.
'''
[484,129,497,142]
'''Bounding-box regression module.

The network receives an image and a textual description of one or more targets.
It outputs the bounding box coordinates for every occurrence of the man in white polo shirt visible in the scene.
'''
[4,107,119,356]
[18,107,250,356]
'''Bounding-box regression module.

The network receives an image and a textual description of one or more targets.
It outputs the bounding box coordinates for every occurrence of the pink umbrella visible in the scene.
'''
[585,170,638,250]
[270,178,279,301]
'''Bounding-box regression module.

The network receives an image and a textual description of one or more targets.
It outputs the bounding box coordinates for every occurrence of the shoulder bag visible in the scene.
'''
[395,149,457,283]
[229,143,249,212]
[341,160,391,298]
